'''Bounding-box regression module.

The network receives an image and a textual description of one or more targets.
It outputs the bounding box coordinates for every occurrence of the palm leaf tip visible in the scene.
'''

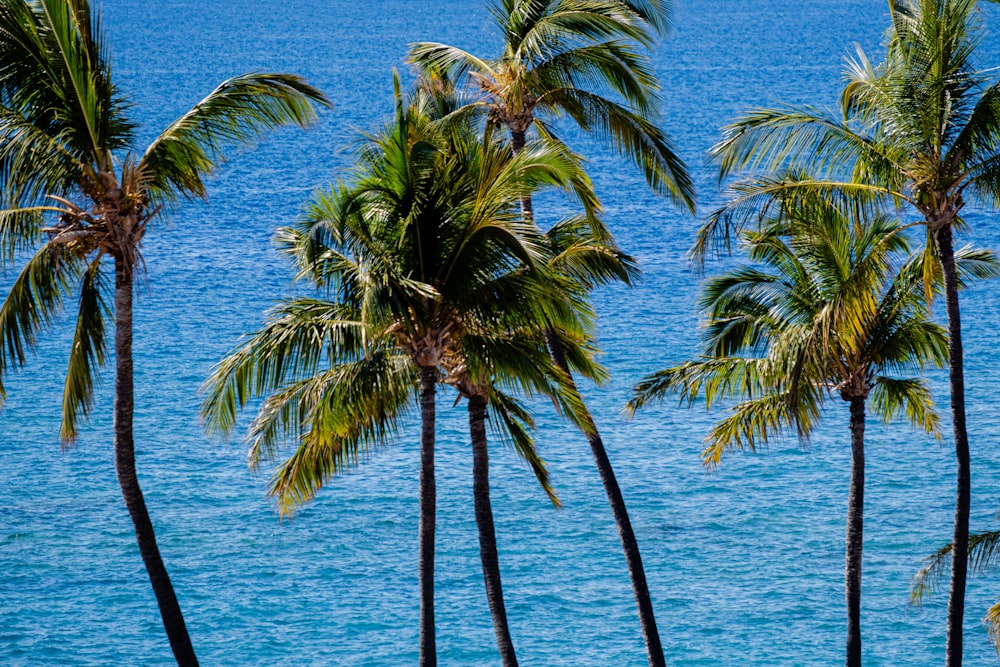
[140,72,331,201]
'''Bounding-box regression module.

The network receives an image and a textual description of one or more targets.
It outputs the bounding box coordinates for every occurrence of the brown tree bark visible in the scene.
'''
[845,397,866,667]
[545,330,665,667]
[418,366,438,667]
[469,394,518,666]
[113,257,198,666]
[937,224,970,667]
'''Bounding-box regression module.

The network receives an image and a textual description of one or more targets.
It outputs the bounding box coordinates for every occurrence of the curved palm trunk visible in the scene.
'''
[113,258,198,666]
[510,128,664,666]
[418,366,437,667]
[468,394,519,666]
[937,225,970,667]
[845,397,866,667]
[545,330,665,667]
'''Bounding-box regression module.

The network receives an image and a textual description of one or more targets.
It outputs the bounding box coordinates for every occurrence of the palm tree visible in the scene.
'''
[700,2,1000,660]
[410,3,693,661]
[0,1,328,663]
[628,199,954,667]
[201,82,595,667]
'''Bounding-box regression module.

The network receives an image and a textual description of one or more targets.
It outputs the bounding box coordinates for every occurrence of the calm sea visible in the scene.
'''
[3,1,1000,664]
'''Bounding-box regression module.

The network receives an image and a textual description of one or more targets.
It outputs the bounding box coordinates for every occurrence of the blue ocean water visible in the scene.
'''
[3,0,1000,664]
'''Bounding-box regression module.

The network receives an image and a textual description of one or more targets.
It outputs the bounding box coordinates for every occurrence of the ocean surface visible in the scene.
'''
[3,1,1000,664]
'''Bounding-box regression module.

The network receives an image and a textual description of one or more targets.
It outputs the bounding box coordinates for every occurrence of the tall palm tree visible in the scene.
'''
[628,199,954,667]
[700,2,1000,661]
[201,82,594,667]
[0,1,328,663]
[410,3,692,662]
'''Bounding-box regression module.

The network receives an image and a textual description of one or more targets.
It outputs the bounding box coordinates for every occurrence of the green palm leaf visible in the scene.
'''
[60,255,109,443]
[0,242,83,399]
[140,73,330,203]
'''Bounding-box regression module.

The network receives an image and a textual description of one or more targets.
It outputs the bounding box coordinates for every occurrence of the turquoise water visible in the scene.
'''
[4,0,1000,664]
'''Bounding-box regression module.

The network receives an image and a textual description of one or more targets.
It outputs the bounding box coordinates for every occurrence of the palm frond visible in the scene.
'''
[488,389,560,506]
[912,530,1000,605]
[200,298,367,437]
[869,376,939,435]
[407,42,495,83]
[60,255,109,444]
[140,73,329,203]
[0,242,83,399]
[539,86,694,208]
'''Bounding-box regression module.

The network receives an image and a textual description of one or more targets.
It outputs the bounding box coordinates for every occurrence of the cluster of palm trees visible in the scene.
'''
[2,0,1000,666]
[630,0,1000,665]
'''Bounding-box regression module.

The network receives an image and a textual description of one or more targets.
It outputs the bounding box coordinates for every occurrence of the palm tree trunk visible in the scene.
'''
[469,394,519,667]
[113,257,198,667]
[545,330,665,667]
[845,397,865,667]
[510,126,665,666]
[418,365,437,667]
[510,130,533,220]
[937,225,970,667]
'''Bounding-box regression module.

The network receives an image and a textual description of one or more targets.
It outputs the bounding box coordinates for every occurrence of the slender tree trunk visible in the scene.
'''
[468,394,518,666]
[510,130,533,220]
[938,225,970,667]
[113,258,198,666]
[845,397,866,667]
[545,330,665,667]
[418,366,437,667]
[509,124,665,666]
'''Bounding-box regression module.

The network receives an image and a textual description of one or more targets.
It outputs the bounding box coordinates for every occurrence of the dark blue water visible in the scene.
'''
[4,1,1000,664]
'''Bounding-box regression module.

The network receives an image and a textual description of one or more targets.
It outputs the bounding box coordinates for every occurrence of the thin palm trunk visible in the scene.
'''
[510,130,533,220]
[418,366,437,667]
[545,330,665,667]
[845,397,865,667]
[113,258,198,667]
[469,394,518,666]
[511,125,663,666]
[937,225,970,667]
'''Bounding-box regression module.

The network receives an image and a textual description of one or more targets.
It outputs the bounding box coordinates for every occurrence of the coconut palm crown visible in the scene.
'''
[201,80,602,667]
[410,4,688,662]
[408,0,694,210]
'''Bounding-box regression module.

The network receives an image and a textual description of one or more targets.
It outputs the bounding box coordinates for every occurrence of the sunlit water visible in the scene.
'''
[3,1,1000,664]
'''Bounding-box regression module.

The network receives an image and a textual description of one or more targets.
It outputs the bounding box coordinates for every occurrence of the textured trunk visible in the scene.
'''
[938,225,969,667]
[113,258,198,666]
[510,130,533,221]
[418,366,437,667]
[845,397,865,667]
[469,394,518,666]
[545,330,665,667]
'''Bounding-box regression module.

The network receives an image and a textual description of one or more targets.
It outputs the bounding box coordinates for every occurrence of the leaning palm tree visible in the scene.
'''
[201,83,595,667]
[0,1,328,663]
[628,199,953,667]
[410,3,691,661]
[700,3,1000,660]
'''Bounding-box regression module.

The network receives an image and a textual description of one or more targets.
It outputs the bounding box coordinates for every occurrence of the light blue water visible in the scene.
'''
[3,1,1000,664]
